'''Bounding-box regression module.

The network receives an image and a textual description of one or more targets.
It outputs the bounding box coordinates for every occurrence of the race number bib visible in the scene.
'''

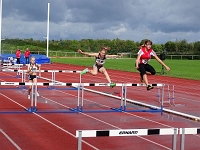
[142,59,149,64]
[96,59,105,65]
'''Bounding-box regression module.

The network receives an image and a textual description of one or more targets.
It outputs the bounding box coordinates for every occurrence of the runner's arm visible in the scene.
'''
[106,53,124,58]
[78,49,98,57]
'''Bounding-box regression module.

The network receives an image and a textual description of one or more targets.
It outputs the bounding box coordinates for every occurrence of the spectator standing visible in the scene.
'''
[24,48,31,64]
[15,48,21,64]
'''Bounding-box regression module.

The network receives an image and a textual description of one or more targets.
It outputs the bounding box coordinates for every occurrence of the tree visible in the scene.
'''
[165,41,176,53]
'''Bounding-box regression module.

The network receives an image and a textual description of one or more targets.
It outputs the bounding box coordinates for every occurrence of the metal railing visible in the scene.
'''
[1,50,200,59]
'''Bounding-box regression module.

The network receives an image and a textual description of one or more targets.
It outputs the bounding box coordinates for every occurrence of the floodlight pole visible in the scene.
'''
[46,3,50,57]
[0,0,2,56]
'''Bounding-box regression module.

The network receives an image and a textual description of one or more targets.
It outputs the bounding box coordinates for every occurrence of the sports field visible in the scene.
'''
[51,57,200,80]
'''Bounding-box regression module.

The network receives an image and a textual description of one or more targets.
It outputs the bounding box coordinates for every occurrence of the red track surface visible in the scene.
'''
[1,63,200,150]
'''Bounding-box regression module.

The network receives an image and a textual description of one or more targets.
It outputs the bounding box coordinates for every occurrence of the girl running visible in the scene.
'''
[27,57,41,99]
[78,46,124,88]
[135,40,170,90]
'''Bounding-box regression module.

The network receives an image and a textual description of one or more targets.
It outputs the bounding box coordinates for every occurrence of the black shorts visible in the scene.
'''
[28,75,37,80]
[138,63,156,75]
[93,64,103,72]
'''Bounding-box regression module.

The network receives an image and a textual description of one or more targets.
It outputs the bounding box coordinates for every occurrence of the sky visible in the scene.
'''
[1,0,200,44]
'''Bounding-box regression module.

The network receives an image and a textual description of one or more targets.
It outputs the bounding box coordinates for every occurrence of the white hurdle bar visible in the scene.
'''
[1,69,82,73]
[0,82,164,87]
[76,128,178,150]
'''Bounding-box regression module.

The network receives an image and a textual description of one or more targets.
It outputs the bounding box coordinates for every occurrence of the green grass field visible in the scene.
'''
[50,58,200,80]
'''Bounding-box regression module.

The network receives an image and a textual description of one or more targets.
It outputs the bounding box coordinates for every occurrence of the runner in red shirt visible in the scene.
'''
[15,49,21,64]
[24,48,31,64]
[135,40,170,90]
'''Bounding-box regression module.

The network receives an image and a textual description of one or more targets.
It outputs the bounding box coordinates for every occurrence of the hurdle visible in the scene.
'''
[69,83,165,113]
[157,84,175,106]
[1,66,22,78]
[49,70,82,89]
[76,128,178,150]
[2,69,82,89]
[157,84,184,107]
[1,63,27,70]
[0,82,80,113]
[121,83,164,112]
[0,82,165,113]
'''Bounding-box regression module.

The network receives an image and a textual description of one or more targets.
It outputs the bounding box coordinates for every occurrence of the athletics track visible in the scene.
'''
[0,63,200,150]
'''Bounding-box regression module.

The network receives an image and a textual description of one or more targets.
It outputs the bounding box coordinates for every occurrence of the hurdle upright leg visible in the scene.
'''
[167,84,173,106]
[79,74,83,111]
[50,71,55,89]
[157,87,161,103]
[172,128,178,150]
[20,71,26,89]
[123,84,127,111]
[69,84,82,112]
[171,85,176,105]
[21,71,24,82]
[110,84,125,112]
[77,131,82,150]
[161,84,165,110]
[26,83,34,112]
[180,128,185,150]
[16,64,20,78]
[33,82,38,112]
[80,85,84,112]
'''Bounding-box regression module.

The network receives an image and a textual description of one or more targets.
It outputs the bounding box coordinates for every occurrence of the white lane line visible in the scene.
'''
[0,93,99,150]
[0,128,22,150]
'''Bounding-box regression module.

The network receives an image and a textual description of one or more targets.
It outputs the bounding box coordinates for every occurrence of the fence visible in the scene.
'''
[1,50,200,60]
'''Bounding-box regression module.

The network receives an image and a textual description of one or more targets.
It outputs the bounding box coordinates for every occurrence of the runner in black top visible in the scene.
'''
[78,46,124,88]
[27,57,41,99]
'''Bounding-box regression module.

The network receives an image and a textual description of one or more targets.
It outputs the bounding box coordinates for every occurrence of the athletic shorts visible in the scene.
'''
[93,64,103,72]
[28,75,37,80]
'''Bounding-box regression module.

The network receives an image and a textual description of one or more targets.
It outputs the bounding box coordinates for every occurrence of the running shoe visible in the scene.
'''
[110,82,116,88]
[36,92,40,97]
[28,95,30,99]
[80,68,88,75]
[140,77,144,83]
[147,85,154,91]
